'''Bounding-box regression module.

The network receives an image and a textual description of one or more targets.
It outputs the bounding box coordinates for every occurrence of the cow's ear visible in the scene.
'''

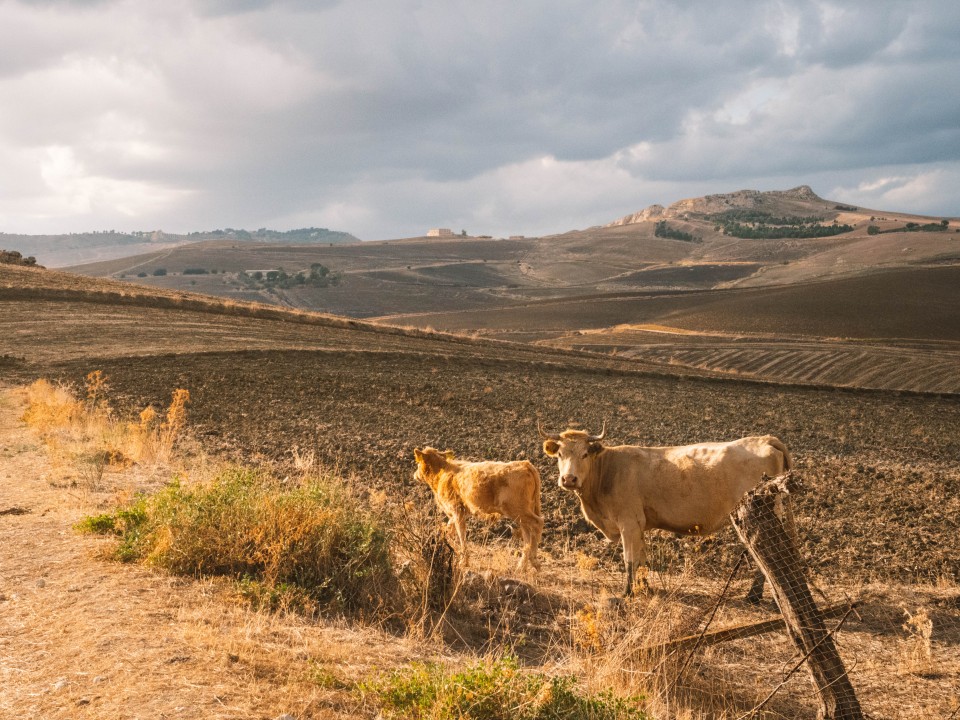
[444,449,455,460]
[543,439,560,456]
[413,448,424,462]
[588,442,604,455]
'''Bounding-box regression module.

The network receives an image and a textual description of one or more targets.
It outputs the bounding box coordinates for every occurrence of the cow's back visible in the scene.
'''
[604,436,791,536]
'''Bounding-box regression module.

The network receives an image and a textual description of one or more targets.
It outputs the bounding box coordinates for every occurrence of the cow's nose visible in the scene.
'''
[561,474,578,487]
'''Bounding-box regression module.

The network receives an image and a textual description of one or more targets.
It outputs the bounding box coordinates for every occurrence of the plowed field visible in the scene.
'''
[40,348,960,587]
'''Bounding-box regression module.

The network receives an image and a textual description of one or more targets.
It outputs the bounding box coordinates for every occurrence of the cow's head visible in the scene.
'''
[413,447,455,488]
[539,423,606,491]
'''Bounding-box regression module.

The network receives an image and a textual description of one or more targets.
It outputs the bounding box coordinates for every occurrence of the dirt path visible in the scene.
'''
[0,386,422,720]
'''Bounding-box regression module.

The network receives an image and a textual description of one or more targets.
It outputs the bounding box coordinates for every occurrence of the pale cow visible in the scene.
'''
[540,425,792,598]
[413,447,544,572]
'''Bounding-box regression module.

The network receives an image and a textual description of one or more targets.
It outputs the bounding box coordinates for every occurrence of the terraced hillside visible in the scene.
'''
[0,264,655,376]
[384,266,960,394]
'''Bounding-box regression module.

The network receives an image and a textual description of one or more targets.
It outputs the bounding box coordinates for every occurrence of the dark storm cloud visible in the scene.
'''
[0,0,957,237]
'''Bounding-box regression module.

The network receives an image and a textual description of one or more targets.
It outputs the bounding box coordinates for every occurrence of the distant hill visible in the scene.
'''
[64,186,959,320]
[1,227,358,268]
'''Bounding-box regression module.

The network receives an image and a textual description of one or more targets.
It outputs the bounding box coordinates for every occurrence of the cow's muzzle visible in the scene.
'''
[560,474,580,490]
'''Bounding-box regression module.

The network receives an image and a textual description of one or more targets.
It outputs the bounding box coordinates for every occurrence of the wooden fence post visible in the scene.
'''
[730,473,863,720]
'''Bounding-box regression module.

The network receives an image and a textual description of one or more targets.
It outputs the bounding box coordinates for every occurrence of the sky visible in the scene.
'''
[1,0,958,240]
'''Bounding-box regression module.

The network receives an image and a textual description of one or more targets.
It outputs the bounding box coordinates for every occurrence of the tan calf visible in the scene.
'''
[413,447,544,572]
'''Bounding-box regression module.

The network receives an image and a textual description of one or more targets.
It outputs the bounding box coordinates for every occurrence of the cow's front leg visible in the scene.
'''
[620,525,647,597]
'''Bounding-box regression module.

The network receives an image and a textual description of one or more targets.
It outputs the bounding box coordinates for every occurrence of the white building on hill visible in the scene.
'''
[427,228,454,237]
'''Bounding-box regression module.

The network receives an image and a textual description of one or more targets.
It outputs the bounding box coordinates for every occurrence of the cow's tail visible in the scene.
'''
[765,435,793,472]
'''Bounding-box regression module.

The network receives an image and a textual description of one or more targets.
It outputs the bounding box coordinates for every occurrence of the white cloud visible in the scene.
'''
[0,0,956,237]
[830,166,960,215]
[35,144,193,219]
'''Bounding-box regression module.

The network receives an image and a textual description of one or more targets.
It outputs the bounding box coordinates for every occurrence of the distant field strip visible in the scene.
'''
[616,344,960,394]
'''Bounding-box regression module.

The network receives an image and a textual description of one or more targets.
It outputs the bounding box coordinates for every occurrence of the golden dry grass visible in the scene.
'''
[20,374,192,486]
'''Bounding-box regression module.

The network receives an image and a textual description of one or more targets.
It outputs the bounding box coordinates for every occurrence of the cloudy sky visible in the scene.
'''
[1,0,957,239]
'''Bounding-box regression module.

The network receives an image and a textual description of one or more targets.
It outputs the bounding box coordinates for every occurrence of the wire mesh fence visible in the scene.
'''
[558,471,960,719]
[452,465,960,719]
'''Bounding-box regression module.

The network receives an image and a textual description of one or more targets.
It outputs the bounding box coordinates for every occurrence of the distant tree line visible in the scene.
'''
[242,263,342,289]
[708,209,827,226]
[195,227,357,244]
[654,221,700,242]
[706,210,853,239]
[867,220,950,235]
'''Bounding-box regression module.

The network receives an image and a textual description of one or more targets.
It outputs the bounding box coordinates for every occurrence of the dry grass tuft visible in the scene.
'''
[900,606,935,677]
[21,373,191,476]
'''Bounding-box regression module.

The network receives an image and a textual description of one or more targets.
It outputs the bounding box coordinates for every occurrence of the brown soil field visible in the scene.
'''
[5,261,960,717]
[381,266,960,342]
[39,349,960,586]
[380,266,960,394]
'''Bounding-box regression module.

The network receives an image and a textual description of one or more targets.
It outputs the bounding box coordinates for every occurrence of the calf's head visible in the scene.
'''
[539,424,606,491]
[413,447,455,489]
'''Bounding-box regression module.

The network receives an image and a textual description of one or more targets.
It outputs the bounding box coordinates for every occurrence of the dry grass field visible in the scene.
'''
[3,255,960,718]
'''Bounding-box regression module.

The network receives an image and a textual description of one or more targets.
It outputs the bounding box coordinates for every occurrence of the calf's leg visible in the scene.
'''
[515,511,544,572]
[450,513,470,567]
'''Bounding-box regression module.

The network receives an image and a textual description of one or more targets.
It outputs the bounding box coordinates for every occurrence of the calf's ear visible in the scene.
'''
[444,449,455,460]
[543,439,560,456]
[413,448,424,462]
[588,442,604,455]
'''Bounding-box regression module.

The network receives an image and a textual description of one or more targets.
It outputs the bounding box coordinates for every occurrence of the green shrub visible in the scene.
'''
[653,221,698,242]
[361,655,648,720]
[77,467,394,614]
[75,512,120,534]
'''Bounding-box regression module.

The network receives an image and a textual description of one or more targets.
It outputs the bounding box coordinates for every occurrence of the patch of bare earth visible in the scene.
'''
[0,387,427,720]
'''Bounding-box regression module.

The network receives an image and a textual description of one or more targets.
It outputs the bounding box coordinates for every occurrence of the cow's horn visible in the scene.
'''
[537,421,561,441]
[587,421,607,442]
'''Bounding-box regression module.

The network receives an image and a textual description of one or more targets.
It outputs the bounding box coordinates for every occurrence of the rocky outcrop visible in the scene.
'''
[605,204,667,227]
[605,186,825,227]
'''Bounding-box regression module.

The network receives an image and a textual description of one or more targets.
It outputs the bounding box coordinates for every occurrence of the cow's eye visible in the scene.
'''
[581,452,590,459]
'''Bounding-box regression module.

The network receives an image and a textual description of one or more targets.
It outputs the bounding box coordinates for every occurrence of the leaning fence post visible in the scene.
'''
[730,472,864,720]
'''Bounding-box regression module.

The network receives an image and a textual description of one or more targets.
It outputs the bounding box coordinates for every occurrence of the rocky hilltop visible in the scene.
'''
[606,186,829,227]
